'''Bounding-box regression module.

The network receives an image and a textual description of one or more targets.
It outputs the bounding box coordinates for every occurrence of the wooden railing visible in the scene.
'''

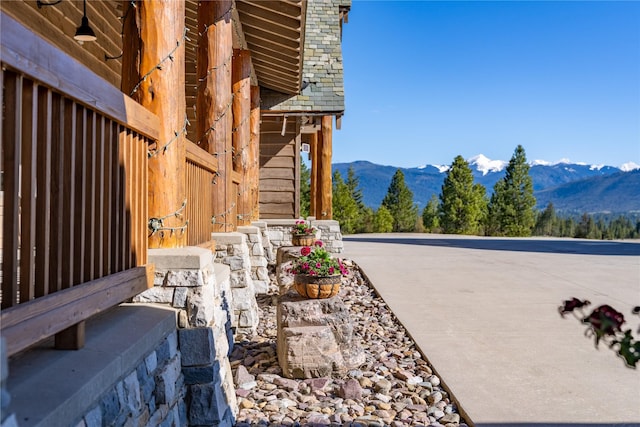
[185,142,219,246]
[0,12,156,356]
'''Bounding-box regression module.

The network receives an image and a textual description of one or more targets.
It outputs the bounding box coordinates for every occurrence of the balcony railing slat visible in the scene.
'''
[1,70,20,308]
[35,86,52,298]
[20,79,37,303]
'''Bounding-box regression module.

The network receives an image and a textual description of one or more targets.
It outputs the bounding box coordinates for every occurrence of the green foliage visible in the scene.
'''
[382,169,419,232]
[373,205,394,233]
[533,202,556,236]
[439,156,487,234]
[300,159,311,218]
[422,194,441,232]
[332,171,360,234]
[487,145,536,236]
[531,211,639,240]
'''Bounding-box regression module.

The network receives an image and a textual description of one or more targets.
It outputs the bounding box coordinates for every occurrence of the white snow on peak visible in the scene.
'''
[434,164,450,173]
[589,164,606,171]
[531,159,552,166]
[620,162,640,172]
[467,154,507,176]
[417,165,427,170]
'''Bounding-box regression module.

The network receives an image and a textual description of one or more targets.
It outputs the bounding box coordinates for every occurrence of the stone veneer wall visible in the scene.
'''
[78,331,187,427]
[263,219,343,254]
[133,247,239,426]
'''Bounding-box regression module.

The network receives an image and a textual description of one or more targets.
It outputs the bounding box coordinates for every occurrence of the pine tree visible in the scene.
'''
[332,171,360,234]
[346,166,365,211]
[422,194,440,233]
[345,166,369,233]
[439,156,487,234]
[373,205,394,233]
[487,145,536,236]
[300,159,311,218]
[533,202,556,236]
[381,169,419,232]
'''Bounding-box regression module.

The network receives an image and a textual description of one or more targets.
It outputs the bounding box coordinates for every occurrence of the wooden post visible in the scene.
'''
[197,0,233,232]
[232,49,251,225]
[249,85,261,221]
[121,0,186,248]
[309,131,318,218]
[318,116,333,219]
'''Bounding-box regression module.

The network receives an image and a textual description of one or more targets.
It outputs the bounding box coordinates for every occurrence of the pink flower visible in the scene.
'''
[314,240,324,247]
[329,267,335,275]
[316,262,322,269]
[300,246,311,256]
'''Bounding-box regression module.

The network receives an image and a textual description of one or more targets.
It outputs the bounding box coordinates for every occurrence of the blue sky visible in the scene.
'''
[332,1,640,168]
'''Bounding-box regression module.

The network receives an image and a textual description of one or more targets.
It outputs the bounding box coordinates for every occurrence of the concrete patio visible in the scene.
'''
[343,234,640,427]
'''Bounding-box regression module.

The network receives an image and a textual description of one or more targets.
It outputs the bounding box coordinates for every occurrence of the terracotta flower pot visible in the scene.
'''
[292,234,316,246]
[294,274,341,299]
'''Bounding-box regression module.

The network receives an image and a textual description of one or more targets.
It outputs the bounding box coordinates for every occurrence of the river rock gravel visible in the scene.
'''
[231,260,468,427]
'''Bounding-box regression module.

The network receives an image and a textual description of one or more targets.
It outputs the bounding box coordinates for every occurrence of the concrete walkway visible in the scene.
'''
[342,234,640,427]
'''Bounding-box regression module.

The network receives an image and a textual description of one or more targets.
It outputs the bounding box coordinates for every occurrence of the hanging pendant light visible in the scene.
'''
[74,0,96,43]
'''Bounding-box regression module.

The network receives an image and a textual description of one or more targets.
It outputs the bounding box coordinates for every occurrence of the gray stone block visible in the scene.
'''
[83,405,102,427]
[136,363,155,403]
[183,361,220,385]
[186,285,215,327]
[133,286,174,304]
[154,356,182,405]
[172,287,188,308]
[188,381,229,425]
[178,327,215,367]
[123,371,143,415]
[165,269,204,287]
[148,247,214,270]
[100,388,121,426]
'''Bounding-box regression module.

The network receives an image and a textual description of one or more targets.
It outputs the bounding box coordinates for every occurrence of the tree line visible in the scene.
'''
[301,145,640,240]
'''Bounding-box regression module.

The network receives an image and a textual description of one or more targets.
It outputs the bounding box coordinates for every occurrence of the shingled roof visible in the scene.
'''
[261,0,350,114]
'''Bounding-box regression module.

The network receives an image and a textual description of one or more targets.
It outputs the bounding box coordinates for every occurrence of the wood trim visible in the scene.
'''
[0,265,154,357]
[0,12,159,141]
[186,141,219,174]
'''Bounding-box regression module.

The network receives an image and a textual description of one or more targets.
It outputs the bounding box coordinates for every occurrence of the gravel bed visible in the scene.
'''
[231,260,468,427]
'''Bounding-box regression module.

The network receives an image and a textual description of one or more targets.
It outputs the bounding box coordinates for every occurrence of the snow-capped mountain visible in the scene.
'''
[333,156,640,213]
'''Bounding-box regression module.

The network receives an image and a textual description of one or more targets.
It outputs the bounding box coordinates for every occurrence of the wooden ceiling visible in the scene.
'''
[235,0,305,95]
[3,1,305,96]
[185,0,305,96]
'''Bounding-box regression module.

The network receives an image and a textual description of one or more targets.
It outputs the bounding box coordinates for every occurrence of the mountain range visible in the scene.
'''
[332,155,640,214]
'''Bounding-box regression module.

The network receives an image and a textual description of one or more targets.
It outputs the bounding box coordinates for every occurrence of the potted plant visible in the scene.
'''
[291,220,318,246]
[288,241,348,299]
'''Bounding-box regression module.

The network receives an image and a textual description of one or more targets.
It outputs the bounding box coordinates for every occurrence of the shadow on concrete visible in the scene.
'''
[344,236,640,256]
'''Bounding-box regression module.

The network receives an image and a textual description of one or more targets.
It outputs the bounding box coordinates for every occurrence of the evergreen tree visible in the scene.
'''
[439,156,487,234]
[344,166,369,233]
[346,167,365,211]
[300,160,311,218]
[422,194,440,233]
[373,205,394,233]
[359,206,376,234]
[381,169,419,232]
[533,202,556,236]
[487,145,536,236]
[332,171,360,234]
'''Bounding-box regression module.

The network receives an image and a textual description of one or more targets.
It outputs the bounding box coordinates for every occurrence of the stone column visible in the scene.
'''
[237,225,271,294]
[211,232,260,336]
[133,247,237,425]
